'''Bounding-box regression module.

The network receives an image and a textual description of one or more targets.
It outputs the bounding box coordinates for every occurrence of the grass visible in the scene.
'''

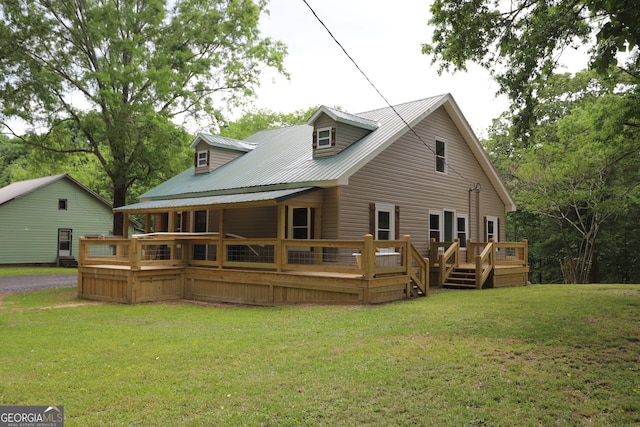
[0,266,77,277]
[0,285,638,426]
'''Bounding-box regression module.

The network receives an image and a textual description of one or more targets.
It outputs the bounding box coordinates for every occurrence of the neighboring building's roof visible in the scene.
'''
[307,105,380,131]
[190,133,257,152]
[136,94,516,211]
[0,173,111,208]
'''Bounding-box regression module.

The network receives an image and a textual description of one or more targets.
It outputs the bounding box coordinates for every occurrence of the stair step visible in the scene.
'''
[443,282,476,289]
[58,256,78,268]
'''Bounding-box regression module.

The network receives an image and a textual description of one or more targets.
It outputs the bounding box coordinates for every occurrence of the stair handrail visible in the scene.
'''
[404,235,429,296]
[475,241,495,289]
[438,239,460,286]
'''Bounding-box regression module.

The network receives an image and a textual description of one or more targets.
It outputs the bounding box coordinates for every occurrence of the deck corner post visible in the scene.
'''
[403,235,411,275]
[130,237,141,271]
[363,234,375,280]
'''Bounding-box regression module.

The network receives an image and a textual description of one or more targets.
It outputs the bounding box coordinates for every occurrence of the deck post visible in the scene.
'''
[362,234,375,281]
[130,237,141,271]
[403,235,412,295]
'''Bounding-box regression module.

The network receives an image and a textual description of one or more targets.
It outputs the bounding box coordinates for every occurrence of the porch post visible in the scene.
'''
[217,208,224,268]
[122,213,129,238]
[276,204,286,272]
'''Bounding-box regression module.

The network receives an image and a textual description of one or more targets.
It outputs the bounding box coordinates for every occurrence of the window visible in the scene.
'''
[375,203,395,241]
[436,139,447,173]
[289,207,311,239]
[429,212,441,241]
[317,127,332,148]
[58,199,68,210]
[457,215,468,247]
[196,150,208,167]
[486,216,498,242]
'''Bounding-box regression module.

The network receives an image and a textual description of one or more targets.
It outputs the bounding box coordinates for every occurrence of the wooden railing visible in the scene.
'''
[405,235,429,295]
[475,242,495,289]
[79,234,429,290]
[430,238,460,286]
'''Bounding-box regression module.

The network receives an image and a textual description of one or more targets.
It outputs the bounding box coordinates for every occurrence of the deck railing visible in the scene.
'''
[79,233,429,292]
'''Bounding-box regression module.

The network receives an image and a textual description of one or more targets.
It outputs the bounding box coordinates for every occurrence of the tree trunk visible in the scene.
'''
[112,185,127,237]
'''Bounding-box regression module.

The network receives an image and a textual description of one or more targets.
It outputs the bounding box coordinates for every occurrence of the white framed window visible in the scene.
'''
[197,150,208,167]
[435,139,447,173]
[375,203,395,241]
[289,207,311,239]
[317,127,332,148]
[429,211,442,241]
[457,215,468,247]
[486,216,498,242]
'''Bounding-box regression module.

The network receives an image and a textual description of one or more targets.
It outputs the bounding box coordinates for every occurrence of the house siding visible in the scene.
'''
[338,106,506,256]
[0,178,114,264]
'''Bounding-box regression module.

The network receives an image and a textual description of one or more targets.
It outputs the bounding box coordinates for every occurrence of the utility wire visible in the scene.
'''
[301,0,473,184]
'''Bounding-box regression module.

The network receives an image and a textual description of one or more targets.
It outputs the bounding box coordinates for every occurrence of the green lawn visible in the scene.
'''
[1,285,638,426]
[0,266,77,277]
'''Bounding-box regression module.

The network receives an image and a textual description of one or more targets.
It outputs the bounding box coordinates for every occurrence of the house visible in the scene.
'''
[78,94,529,305]
[0,174,128,267]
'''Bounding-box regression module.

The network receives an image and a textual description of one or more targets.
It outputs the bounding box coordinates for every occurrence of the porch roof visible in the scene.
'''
[115,187,314,213]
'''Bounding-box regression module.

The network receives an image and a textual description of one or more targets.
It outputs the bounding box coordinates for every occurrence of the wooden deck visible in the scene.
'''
[77,234,528,305]
[78,234,429,305]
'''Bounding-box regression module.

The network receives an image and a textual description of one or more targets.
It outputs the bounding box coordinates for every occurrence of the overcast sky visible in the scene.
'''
[250,0,590,138]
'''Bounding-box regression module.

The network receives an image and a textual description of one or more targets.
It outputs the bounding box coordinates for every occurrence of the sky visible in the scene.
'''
[249,0,590,138]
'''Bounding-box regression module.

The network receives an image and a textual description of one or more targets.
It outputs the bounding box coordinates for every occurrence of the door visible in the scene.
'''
[58,229,72,257]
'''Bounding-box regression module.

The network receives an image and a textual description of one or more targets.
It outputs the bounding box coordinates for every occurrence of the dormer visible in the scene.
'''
[190,133,257,175]
[307,106,379,158]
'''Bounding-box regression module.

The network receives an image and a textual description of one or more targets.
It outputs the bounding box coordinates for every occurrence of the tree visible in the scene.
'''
[0,0,287,235]
[218,106,318,140]
[486,71,640,283]
[423,0,639,136]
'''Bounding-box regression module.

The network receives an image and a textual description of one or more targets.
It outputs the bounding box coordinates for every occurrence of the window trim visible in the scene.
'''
[435,138,447,174]
[316,127,332,149]
[58,199,68,210]
[457,214,468,248]
[486,215,499,242]
[288,206,311,240]
[196,150,208,168]
[374,203,395,242]
[429,210,442,242]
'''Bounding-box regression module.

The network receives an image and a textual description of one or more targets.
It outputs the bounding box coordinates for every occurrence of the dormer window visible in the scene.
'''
[317,127,332,148]
[196,150,209,168]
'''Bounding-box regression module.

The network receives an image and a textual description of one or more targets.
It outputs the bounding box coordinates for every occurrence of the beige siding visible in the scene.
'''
[223,206,278,238]
[321,187,340,239]
[336,122,370,153]
[193,141,245,174]
[338,106,506,256]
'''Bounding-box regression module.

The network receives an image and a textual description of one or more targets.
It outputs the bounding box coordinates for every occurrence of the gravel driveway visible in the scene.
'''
[0,274,77,293]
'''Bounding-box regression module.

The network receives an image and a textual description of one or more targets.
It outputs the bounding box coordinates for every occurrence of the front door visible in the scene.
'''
[58,229,72,257]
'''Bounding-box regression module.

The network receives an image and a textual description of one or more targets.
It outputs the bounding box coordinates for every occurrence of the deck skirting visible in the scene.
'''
[78,266,413,305]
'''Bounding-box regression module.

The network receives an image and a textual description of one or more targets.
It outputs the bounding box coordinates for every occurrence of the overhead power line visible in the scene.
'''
[300,0,472,184]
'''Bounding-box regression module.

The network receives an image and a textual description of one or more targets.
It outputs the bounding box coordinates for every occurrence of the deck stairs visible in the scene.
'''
[443,266,478,289]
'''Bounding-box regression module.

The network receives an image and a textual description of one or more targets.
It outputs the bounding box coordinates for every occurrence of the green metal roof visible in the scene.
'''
[129,94,516,212]
[116,187,314,212]
[140,96,448,200]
